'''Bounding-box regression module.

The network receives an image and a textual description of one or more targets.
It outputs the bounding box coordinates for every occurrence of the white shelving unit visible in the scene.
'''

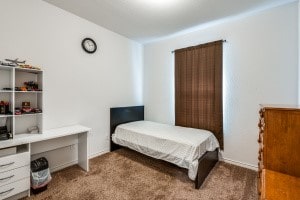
[0,65,43,140]
[0,65,90,199]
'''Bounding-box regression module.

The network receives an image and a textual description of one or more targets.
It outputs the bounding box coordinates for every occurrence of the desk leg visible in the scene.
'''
[78,131,89,172]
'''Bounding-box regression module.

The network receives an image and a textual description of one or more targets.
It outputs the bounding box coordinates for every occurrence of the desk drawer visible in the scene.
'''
[0,177,29,200]
[0,165,30,187]
[0,152,30,173]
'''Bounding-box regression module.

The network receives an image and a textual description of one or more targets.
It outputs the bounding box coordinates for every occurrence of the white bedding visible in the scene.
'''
[112,121,219,180]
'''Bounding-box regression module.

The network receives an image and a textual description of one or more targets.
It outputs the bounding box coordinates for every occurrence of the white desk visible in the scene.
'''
[0,125,90,171]
[0,125,90,199]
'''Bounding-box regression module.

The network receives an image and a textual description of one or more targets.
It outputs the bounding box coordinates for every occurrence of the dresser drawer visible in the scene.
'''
[0,177,29,200]
[0,165,30,187]
[0,152,30,173]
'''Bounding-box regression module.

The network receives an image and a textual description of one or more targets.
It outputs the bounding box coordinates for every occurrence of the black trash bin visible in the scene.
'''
[31,157,52,194]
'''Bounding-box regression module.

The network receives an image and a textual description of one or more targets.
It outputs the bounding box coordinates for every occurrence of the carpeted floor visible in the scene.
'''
[24,148,257,200]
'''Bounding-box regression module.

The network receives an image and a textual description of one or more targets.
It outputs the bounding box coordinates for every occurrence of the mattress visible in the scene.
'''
[112,121,219,180]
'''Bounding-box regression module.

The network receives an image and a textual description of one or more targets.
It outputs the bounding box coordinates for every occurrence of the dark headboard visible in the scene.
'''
[110,106,144,151]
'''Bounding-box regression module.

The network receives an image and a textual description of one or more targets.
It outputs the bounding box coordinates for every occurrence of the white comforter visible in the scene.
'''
[112,121,219,180]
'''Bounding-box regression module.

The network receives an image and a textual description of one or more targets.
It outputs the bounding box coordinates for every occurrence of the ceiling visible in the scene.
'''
[44,0,296,43]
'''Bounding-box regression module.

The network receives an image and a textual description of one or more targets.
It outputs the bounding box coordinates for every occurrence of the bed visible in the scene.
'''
[110,106,220,189]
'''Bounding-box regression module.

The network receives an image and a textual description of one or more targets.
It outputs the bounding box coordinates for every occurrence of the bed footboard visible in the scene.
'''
[195,148,219,189]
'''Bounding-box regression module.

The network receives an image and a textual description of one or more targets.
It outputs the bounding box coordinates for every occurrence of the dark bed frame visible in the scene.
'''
[110,106,218,189]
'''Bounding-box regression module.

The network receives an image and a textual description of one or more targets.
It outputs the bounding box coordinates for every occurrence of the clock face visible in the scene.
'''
[82,38,97,54]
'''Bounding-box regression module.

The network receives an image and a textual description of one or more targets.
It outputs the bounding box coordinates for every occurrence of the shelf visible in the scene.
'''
[0,113,42,118]
[0,63,43,146]
[0,65,14,71]
[14,113,42,117]
[0,114,14,118]
[14,133,40,139]
[0,90,13,93]
[15,91,42,93]
[15,67,43,74]
[0,90,42,93]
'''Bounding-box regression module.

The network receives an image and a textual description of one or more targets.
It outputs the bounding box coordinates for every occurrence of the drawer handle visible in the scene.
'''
[0,162,15,168]
[0,175,14,181]
[0,188,14,195]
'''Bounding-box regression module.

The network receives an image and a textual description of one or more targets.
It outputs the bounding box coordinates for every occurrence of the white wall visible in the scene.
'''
[143,2,298,168]
[0,0,143,169]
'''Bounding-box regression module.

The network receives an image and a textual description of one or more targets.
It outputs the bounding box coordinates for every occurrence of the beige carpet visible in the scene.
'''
[24,148,257,200]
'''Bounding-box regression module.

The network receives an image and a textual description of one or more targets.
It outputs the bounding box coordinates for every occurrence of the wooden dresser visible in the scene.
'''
[258,105,300,200]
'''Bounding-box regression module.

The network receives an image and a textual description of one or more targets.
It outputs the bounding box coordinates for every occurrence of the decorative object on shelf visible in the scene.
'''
[0,102,5,114]
[20,86,27,91]
[5,58,26,66]
[24,81,39,91]
[2,87,12,91]
[28,126,39,134]
[15,107,21,115]
[5,102,9,114]
[0,58,42,70]
[0,58,25,67]
[18,64,41,70]
[22,102,33,114]
[32,108,42,113]
[15,82,41,92]
[0,118,10,140]
[0,101,10,114]
[81,37,97,54]
[0,60,16,67]
[15,86,27,91]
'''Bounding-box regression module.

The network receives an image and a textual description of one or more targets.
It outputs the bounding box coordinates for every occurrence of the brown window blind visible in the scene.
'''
[175,40,223,149]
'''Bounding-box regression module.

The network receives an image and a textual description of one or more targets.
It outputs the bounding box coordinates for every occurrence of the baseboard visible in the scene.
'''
[89,150,109,159]
[89,150,258,172]
[48,150,257,174]
[222,157,258,171]
[50,160,78,173]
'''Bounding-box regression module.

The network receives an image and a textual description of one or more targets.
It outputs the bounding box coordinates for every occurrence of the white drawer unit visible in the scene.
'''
[0,152,30,173]
[0,165,30,187]
[0,177,30,200]
[0,125,90,199]
[0,145,30,199]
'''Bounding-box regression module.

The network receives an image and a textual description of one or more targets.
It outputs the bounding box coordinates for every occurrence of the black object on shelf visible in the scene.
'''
[31,157,52,194]
[0,105,5,114]
[0,126,9,140]
[0,101,10,114]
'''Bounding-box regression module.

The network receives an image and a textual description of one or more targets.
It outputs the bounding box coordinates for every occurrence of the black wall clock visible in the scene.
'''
[81,38,97,54]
